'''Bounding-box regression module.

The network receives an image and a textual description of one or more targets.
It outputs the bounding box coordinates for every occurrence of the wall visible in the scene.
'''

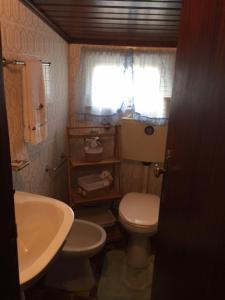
[69,44,164,197]
[0,0,69,200]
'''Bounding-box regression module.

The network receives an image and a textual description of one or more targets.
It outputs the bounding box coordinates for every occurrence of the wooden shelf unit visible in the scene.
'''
[71,189,121,205]
[67,125,121,206]
[70,158,121,168]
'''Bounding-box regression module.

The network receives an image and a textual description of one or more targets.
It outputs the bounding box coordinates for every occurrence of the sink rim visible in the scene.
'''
[15,191,74,285]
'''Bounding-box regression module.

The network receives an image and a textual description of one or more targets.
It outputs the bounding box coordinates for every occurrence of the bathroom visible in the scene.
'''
[1,1,225,300]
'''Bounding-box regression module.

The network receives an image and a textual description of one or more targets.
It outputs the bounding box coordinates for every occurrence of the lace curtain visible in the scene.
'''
[73,47,176,124]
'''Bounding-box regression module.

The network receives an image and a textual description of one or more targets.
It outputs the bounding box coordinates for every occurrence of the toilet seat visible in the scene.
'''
[119,213,156,229]
[119,192,160,228]
[119,213,158,235]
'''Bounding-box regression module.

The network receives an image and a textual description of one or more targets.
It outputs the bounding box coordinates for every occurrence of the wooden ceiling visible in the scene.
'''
[21,0,183,46]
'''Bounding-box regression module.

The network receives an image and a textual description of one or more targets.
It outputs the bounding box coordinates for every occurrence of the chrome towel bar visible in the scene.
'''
[2,57,51,67]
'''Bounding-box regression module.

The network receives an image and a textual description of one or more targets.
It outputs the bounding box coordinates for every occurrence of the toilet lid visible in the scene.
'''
[119,193,160,227]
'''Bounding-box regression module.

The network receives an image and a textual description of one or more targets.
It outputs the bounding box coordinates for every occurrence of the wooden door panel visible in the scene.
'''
[0,32,21,298]
[151,1,225,299]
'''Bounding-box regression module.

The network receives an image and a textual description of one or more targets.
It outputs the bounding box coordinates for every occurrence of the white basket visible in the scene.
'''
[78,174,110,191]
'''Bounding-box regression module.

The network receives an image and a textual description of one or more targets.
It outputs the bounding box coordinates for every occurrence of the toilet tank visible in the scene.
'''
[121,118,168,162]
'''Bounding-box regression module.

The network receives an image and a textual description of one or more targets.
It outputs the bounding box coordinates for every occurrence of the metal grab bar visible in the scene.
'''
[11,160,30,172]
[45,154,66,173]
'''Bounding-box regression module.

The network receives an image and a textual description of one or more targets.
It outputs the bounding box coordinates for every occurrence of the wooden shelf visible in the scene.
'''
[69,125,113,129]
[70,158,120,168]
[75,207,116,227]
[68,132,115,138]
[67,125,121,206]
[71,189,121,205]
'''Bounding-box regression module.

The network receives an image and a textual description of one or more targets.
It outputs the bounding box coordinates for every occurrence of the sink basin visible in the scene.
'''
[14,191,74,286]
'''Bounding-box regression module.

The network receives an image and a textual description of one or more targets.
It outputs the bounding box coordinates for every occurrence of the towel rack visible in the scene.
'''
[11,160,30,172]
[2,57,51,67]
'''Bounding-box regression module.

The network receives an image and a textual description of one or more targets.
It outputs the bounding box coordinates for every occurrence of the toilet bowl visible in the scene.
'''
[45,219,106,294]
[119,192,160,269]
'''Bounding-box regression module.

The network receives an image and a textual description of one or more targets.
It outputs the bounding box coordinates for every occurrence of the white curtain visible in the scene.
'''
[74,47,176,124]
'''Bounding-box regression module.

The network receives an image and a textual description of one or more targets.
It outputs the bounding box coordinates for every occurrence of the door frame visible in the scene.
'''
[0,32,21,298]
[151,1,225,299]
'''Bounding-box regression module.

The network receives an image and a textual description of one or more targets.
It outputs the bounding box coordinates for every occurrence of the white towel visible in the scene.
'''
[22,59,47,145]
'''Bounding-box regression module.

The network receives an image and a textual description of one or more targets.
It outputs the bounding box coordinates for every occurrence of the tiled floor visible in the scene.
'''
[25,224,127,300]
[98,250,154,300]
[25,224,156,300]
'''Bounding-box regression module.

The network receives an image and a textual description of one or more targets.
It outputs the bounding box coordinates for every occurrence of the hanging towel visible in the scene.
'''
[22,59,47,145]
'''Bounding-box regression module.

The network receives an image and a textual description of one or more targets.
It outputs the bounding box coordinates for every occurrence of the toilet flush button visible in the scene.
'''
[144,125,154,135]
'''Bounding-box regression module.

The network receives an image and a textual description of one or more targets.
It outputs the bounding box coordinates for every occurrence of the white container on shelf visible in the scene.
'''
[84,137,103,162]
[78,174,110,191]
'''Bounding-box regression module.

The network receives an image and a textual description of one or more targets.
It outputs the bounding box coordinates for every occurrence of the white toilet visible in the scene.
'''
[45,219,106,295]
[120,119,168,269]
[119,192,160,268]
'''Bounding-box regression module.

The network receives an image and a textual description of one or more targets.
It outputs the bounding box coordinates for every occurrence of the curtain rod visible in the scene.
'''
[2,57,51,67]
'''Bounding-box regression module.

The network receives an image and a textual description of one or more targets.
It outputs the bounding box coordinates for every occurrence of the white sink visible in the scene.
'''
[14,191,74,286]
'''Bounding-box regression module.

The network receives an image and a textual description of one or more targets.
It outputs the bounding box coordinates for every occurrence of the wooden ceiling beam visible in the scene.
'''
[33,1,182,10]
[39,6,181,16]
[56,21,178,29]
[67,33,177,39]
[70,38,177,48]
[64,28,178,35]
[52,17,179,25]
[45,12,180,21]
[60,24,179,31]
[68,33,177,40]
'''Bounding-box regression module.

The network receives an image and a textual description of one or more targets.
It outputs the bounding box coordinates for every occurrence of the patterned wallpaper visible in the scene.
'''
[69,44,163,196]
[0,0,69,201]
[0,0,163,201]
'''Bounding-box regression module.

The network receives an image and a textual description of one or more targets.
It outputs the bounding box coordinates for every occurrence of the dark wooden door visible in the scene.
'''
[0,34,21,298]
[151,1,225,299]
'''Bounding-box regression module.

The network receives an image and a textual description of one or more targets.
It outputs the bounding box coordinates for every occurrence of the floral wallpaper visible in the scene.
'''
[0,0,69,201]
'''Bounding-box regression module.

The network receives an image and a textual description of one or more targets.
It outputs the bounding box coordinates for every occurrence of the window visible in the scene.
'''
[92,65,126,113]
[74,48,176,124]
